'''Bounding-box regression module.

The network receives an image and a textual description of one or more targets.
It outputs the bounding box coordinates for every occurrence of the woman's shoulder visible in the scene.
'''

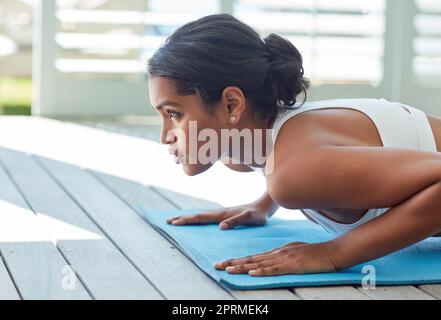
[270,101,385,158]
[265,104,375,178]
[264,111,326,178]
[271,106,339,154]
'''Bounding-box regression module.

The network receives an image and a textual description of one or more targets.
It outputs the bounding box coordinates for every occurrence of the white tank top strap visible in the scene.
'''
[272,98,427,150]
[398,102,438,152]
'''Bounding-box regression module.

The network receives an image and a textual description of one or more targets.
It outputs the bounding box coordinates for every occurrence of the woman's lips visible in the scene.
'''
[173,154,184,164]
[169,147,184,164]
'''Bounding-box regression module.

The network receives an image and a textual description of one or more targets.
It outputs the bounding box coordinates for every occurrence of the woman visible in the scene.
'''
[147,14,441,276]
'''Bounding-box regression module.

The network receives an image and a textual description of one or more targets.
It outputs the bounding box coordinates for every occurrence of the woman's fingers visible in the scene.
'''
[214,242,307,270]
[219,211,266,230]
[219,211,250,229]
[166,216,181,224]
[248,263,293,276]
[166,211,225,225]
[224,258,284,274]
[167,207,269,229]
[214,250,279,270]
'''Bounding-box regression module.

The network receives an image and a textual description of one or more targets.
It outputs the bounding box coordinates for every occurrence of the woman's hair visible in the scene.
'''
[147,13,310,125]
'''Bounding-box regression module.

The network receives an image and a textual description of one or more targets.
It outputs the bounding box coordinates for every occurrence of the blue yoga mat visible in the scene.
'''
[138,207,441,290]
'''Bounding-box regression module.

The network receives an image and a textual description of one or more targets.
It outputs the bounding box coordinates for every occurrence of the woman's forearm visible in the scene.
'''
[329,181,441,270]
[252,190,280,217]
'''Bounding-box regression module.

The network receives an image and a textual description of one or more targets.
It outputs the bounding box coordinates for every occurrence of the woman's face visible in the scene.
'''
[148,75,233,176]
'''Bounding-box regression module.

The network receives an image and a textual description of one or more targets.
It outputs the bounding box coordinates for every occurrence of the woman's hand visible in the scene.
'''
[166,203,270,230]
[214,241,339,276]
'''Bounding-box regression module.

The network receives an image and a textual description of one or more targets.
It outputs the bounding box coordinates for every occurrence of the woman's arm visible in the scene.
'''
[269,145,441,269]
[251,190,280,217]
[267,145,441,210]
[216,145,441,276]
[221,156,280,217]
[330,180,441,270]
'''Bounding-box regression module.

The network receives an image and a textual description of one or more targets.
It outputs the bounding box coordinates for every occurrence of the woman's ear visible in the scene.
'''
[221,86,247,124]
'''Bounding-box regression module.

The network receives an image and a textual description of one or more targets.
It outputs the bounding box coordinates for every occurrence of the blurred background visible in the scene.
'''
[0,0,440,118]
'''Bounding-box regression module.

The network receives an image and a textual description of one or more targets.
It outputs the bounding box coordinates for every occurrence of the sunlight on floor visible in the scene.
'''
[0,199,102,244]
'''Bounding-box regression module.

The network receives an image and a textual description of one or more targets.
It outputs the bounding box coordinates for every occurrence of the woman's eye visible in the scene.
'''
[167,110,180,119]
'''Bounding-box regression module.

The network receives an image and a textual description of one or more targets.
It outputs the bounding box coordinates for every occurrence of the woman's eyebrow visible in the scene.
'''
[153,100,181,111]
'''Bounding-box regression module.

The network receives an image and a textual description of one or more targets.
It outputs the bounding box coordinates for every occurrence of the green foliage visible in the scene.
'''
[0,77,32,115]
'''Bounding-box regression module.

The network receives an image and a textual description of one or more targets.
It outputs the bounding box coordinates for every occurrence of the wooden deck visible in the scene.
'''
[0,116,440,300]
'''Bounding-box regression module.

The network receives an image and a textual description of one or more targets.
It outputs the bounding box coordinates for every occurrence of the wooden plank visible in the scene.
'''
[1,242,93,300]
[0,257,20,300]
[356,285,436,300]
[0,157,90,300]
[56,240,163,300]
[36,156,233,300]
[94,174,299,300]
[0,147,162,300]
[293,286,371,300]
[418,285,441,299]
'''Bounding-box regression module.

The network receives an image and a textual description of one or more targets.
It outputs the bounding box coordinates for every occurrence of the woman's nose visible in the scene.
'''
[160,128,177,145]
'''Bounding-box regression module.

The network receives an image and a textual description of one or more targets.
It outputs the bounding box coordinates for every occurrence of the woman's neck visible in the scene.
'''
[226,115,276,168]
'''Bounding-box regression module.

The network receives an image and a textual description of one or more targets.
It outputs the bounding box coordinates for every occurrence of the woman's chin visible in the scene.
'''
[181,162,212,176]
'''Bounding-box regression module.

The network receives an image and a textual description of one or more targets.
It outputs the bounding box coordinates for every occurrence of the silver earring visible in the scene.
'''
[229,116,236,123]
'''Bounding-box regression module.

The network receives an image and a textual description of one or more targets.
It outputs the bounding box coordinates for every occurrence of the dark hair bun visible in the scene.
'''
[263,33,310,107]
[148,14,310,126]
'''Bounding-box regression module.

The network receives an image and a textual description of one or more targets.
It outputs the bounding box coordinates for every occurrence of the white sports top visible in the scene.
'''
[249,98,438,236]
